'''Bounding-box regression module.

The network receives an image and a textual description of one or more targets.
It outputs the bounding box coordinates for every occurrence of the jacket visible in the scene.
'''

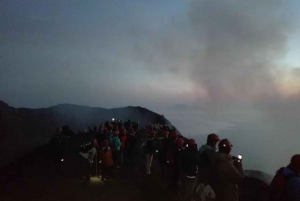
[110,136,121,151]
[212,152,244,201]
[100,147,113,166]
[281,167,300,201]
[197,144,219,184]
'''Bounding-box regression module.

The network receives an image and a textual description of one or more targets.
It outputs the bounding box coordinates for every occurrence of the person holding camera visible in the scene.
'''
[210,139,244,201]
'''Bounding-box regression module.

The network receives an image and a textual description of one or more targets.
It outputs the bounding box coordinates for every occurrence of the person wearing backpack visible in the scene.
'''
[180,139,199,201]
[196,133,220,191]
[159,130,169,177]
[269,154,300,201]
[100,140,114,181]
[145,130,156,175]
[168,137,185,198]
[125,128,137,167]
[210,139,244,201]
[110,130,121,168]
[49,127,68,174]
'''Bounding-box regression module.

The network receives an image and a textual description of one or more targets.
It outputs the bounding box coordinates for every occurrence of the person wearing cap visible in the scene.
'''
[159,130,169,177]
[181,139,199,201]
[125,128,137,167]
[168,137,185,198]
[196,134,220,190]
[211,139,244,201]
[100,140,113,181]
[269,154,300,201]
[145,130,156,175]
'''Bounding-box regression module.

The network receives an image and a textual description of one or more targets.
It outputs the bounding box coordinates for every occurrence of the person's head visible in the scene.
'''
[114,130,119,136]
[176,138,185,148]
[188,139,197,150]
[93,138,99,148]
[99,124,105,132]
[218,139,233,154]
[122,128,127,136]
[162,130,169,138]
[103,140,109,147]
[207,133,220,150]
[289,154,300,174]
[151,130,156,138]
[169,130,178,142]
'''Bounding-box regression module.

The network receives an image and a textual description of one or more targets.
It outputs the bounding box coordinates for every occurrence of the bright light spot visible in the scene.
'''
[61,159,64,162]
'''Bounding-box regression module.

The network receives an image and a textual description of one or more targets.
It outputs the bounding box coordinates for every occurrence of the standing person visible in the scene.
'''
[196,133,220,189]
[100,140,114,181]
[106,125,114,142]
[181,139,198,201]
[269,154,300,201]
[49,127,68,174]
[110,130,121,168]
[78,140,97,180]
[159,130,169,177]
[125,128,137,167]
[119,128,127,167]
[96,124,106,148]
[211,139,244,201]
[145,130,156,175]
[169,137,185,197]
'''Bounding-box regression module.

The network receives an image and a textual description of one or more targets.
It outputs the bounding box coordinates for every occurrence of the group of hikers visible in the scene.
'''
[49,120,300,201]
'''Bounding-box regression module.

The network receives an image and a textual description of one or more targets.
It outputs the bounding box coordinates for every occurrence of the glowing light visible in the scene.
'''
[61,159,64,162]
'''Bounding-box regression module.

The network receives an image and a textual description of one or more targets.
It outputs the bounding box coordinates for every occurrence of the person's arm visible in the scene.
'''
[223,160,244,184]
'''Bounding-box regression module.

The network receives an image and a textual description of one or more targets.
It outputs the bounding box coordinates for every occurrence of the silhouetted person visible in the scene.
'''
[145,130,156,175]
[100,140,113,181]
[269,154,300,201]
[49,127,68,173]
[78,140,97,180]
[211,139,244,201]
[159,130,169,176]
[181,139,198,201]
[125,128,137,167]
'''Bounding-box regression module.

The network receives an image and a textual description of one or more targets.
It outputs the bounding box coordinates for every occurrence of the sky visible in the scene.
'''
[1,0,300,111]
[1,0,300,174]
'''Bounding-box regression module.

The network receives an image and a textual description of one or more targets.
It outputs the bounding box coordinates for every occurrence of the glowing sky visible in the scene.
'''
[1,0,300,110]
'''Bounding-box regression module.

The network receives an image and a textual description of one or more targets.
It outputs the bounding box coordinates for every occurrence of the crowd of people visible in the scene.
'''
[49,120,300,201]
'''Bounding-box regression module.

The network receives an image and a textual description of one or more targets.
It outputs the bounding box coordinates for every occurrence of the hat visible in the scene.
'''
[188,139,197,146]
[176,138,184,148]
[218,139,233,149]
[291,154,300,169]
[207,133,220,142]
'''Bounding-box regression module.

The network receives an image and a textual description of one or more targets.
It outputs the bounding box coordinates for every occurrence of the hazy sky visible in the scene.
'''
[1,0,300,111]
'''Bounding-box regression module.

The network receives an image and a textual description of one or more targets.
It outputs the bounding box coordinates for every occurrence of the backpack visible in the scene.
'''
[80,141,93,153]
[269,167,296,201]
